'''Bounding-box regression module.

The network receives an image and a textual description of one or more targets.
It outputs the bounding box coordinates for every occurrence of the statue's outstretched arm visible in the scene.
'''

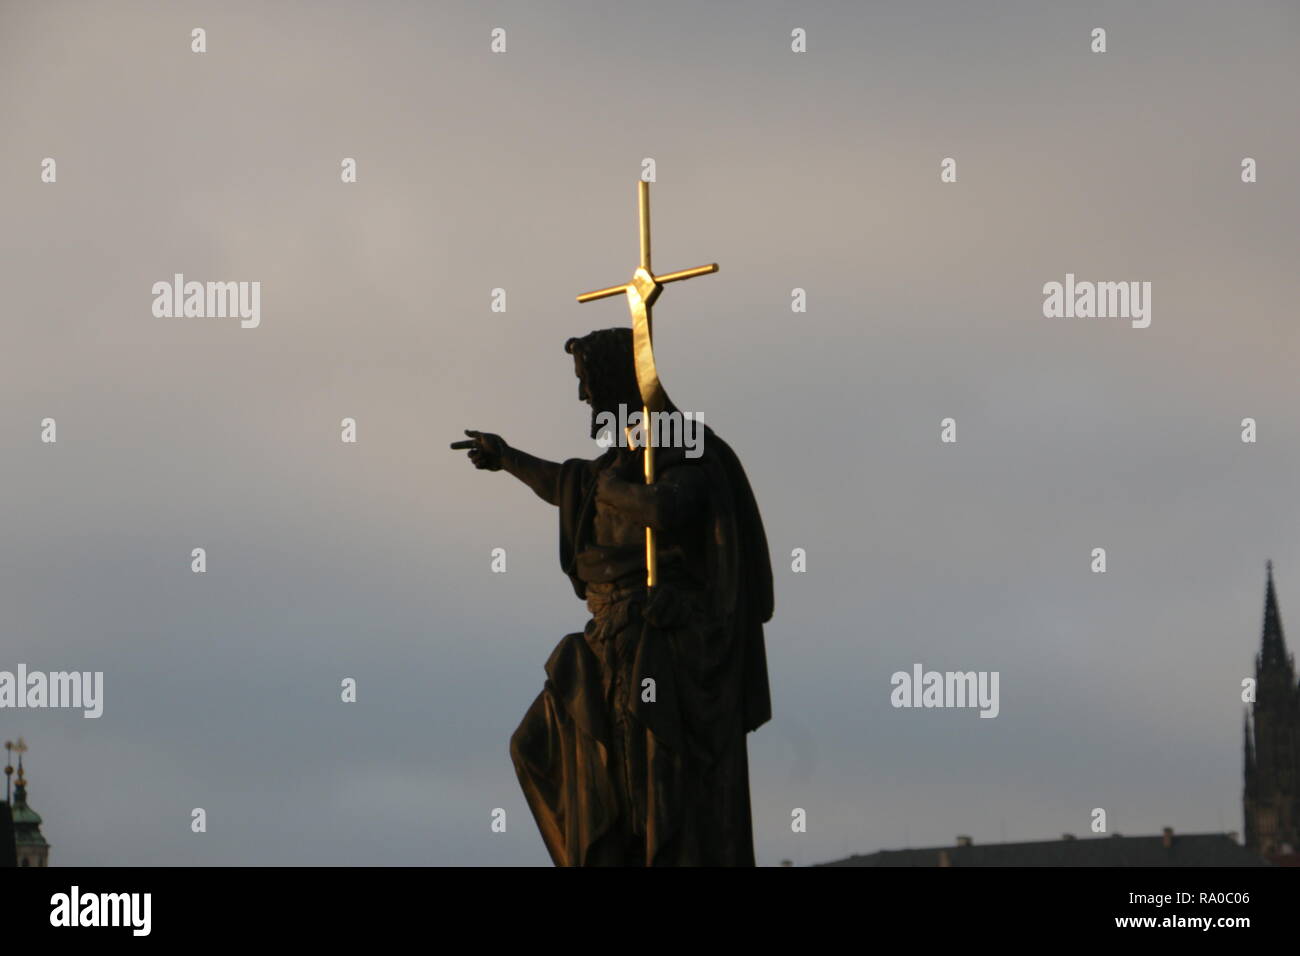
[501,446,562,506]
[452,430,561,506]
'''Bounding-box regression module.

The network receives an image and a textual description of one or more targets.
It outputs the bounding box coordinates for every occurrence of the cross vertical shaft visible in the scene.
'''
[636,181,656,587]
[639,180,651,272]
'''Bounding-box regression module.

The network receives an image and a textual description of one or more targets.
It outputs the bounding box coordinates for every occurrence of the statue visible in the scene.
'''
[452,183,773,866]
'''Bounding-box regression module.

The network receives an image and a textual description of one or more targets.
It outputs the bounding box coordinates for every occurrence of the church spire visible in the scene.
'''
[1245,562,1300,855]
[1259,560,1291,672]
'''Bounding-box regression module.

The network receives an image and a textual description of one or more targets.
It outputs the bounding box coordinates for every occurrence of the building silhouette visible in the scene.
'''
[1244,562,1300,858]
[819,830,1266,867]
[2,739,48,867]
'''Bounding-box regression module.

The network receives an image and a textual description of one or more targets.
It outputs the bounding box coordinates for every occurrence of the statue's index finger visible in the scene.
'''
[449,440,476,450]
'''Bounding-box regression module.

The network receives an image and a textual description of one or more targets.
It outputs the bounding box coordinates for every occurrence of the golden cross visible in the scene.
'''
[576,181,718,589]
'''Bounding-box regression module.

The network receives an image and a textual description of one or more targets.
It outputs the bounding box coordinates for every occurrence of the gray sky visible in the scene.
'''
[2,0,1298,865]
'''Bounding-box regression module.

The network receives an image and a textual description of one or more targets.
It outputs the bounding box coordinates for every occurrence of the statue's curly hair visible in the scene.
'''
[564,328,639,407]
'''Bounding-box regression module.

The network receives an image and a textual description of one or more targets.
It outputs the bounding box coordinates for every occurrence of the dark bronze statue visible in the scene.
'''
[452,327,773,865]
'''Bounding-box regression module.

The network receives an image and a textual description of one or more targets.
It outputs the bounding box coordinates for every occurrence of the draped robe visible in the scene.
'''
[509,427,773,866]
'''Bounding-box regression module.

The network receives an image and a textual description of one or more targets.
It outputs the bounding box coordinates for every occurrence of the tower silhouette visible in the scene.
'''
[1244,562,1300,855]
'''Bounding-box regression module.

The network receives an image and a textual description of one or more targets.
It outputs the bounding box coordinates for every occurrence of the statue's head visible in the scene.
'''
[565,328,641,439]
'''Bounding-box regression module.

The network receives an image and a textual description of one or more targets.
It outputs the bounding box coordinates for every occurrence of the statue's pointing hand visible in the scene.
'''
[451,430,507,471]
